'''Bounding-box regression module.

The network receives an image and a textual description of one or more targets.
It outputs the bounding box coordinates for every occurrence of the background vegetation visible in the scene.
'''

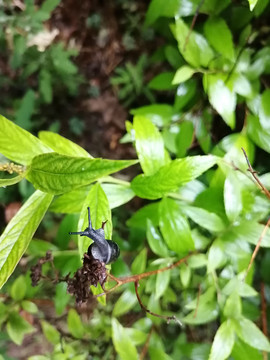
[0,0,270,359]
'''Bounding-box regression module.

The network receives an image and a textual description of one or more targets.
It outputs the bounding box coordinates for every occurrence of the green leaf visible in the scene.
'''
[127,203,160,230]
[224,172,243,222]
[172,66,196,85]
[259,89,270,129]
[10,275,26,301]
[7,312,34,345]
[156,268,170,299]
[41,320,60,345]
[146,219,168,258]
[112,318,138,360]
[222,278,258,298]
[204,18,235,60]
[131,248,147,274]
[133,116,166,175]
[182,205,226,232]
[39,69,52,103]
[148,72,175,90]
[187,254,207,268]
[50,187,89,214]
[206,75,236,129]
[131,155,216,200]
[159,198,194,254]
[224,291,242,319]
[145,0,179,25]
[130,104,174,127]
[125,328,147,346]
[27,153,138,194]
[0,190,53,289]
[67,309,84,339]
[247,114,270,153]
[0,174,25,187]
[0,115,52,165]
[38,131,91,158]
[209,320,235,360]
[207,239,227,272]
[77,183,111,258]
[175,121,194,158]
[174,18,214,68]
[113,290,138,317]
[180,264,191,288]
[233,317,270,351]
[248,0,259,10]
[90,282,106,306]
[101,183,135,209]
[15,89,36,130]
[231,338,264,360]
[230,221,270,247]
[183,301,218,324]
[21,300,38,314]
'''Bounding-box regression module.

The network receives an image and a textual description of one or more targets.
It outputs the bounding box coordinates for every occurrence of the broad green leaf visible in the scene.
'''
[41,320,60,345]
[38,131,91,158]
[259,89,270,129]
[156,268,170,299]
[206,74,236,129]
[230,221,270,247]
[10,275,26,301]
[27,153,138,194]
[133,116,166,175]
[233,317,270,351]
[180,264,191,287]
[209,320,235,360]
[159,198,194,254]
[175,121,194,158]
[146,219,168,258]
[224,291,242,319]
[112,318,138,360]
[248,0,259,10]
[113,290,138,317]
[0,115,52,165]
[187,254,207,268]
[7,312,34,345]
[131,155,216,199]
[231,338,264,360]
[145,0,179,25]
[0,190,53,289]
[247,114,270,153]
[182,205,226,232]
[50,187,89,213]
[207,239,227,272]
[174,18,214,68]
[222,278,258,298]
[77,183,111,259]
[102,183,135,209]
[204,18,235,60]
[131,248,147,274]
[148,72,175,90]
[172,66,196,84]
[21,300,38,314]
[130,104,174,127]
[0,174,25,187]
[224,172,243,222]
[67,309,84,339]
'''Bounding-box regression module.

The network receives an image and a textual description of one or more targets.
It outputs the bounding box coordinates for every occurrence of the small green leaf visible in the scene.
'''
[91,282,106,306]
[259,89,270,129]
[15,89,36,130]
[39,69,52,104]
[247,114,270,153]
[131,248,147,274]
[77,183,111,258]
[155,268,170,299]
[180,264,191,288]
[27,153,138,195]
[183,301,218,325]
[172,66,196,85]
[145,0,179,25]
[101,183,135,209]
[0,174,25,187]
[0,115,52,165]
[50,187,89,214]
[67,309,84,339]
[208,239,227,272]
[224,292,242,319]
[148,72,175,90]
[182,205,226,232]
[204,18,235,60]
[175,121,194,158]
[38,131,91,158]
[233,317,270,351]
[224,172,243,222]
[113,290,138,317]
[41,320,60,345]
[130,104,174,127]
[209,320,235,360]
[112,318,138,360]
[10,275,26,301]
[131,155,216,200]
[187,254,207,268]
[133,116,166,175]
[125,328,147,346]
[127,203,160,230]
[0,190,53,289]
[7,312,34,345]
[248,0,259,10]
[21,300,38,314]
[159,198,194,254]
[146,219,168,258]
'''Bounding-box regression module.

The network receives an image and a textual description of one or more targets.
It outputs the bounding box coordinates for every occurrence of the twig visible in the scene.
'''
[193,284,201,318]
[139,326,154,360]
[242,147,270,200]
[134,281,181,325]
[96,253,193,297]
[260,282,268,360]
[183,0,205,51]
[244,218,270,280]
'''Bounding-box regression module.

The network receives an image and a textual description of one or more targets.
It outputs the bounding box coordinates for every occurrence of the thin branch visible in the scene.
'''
[183,0,205,51]
[97,253,193,297]
[139,326,154,360]
[242,147,270,200]
[244,217,270,280]
[135,281,182,326]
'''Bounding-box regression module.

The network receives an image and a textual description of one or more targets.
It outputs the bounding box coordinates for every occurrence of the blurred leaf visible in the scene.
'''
[38,131,91,158]
[67,309,84,339]
[102,183,135,209]
[259,89,270,129]
[0,190,53,289]
[10,275,26,301]
[224,291,242,319]
[54,282,70,315]
[15,89,36,130]
[175,121,194,158]
[183,301,218,324]
[174,79,197,111]
[172,66,196,84]
[204,18,234,60]
[7,312,34,345]
[125,328,148,346]
[41,320,60,345]
[248,0,259,10]
[209,320,235,360]
[146,219,169,258]
[222,278,258,297]
[187,254,207,268]
[182,205,226,232]
[131,248,147,274]
[130,104,174,127]
[180,264,191,287]
[113,290,138,317]
[224,172,243,222]
[208,239,227,272]
[112,318,138,360]
[148,72,175,90]
[247,114,270,153]
[27,153,137,195]
[145,0,179,25]
[39,69,52,104]
[156,268,170,299]
[127,203,160,230]
[0,115,52,165]
[21,300,38,314]
[0,174,25,187]
[134,116,166,175]
[232,317,270,351]
[131,155,216,199]
[231,338,264,360]
[159,198,194,254]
